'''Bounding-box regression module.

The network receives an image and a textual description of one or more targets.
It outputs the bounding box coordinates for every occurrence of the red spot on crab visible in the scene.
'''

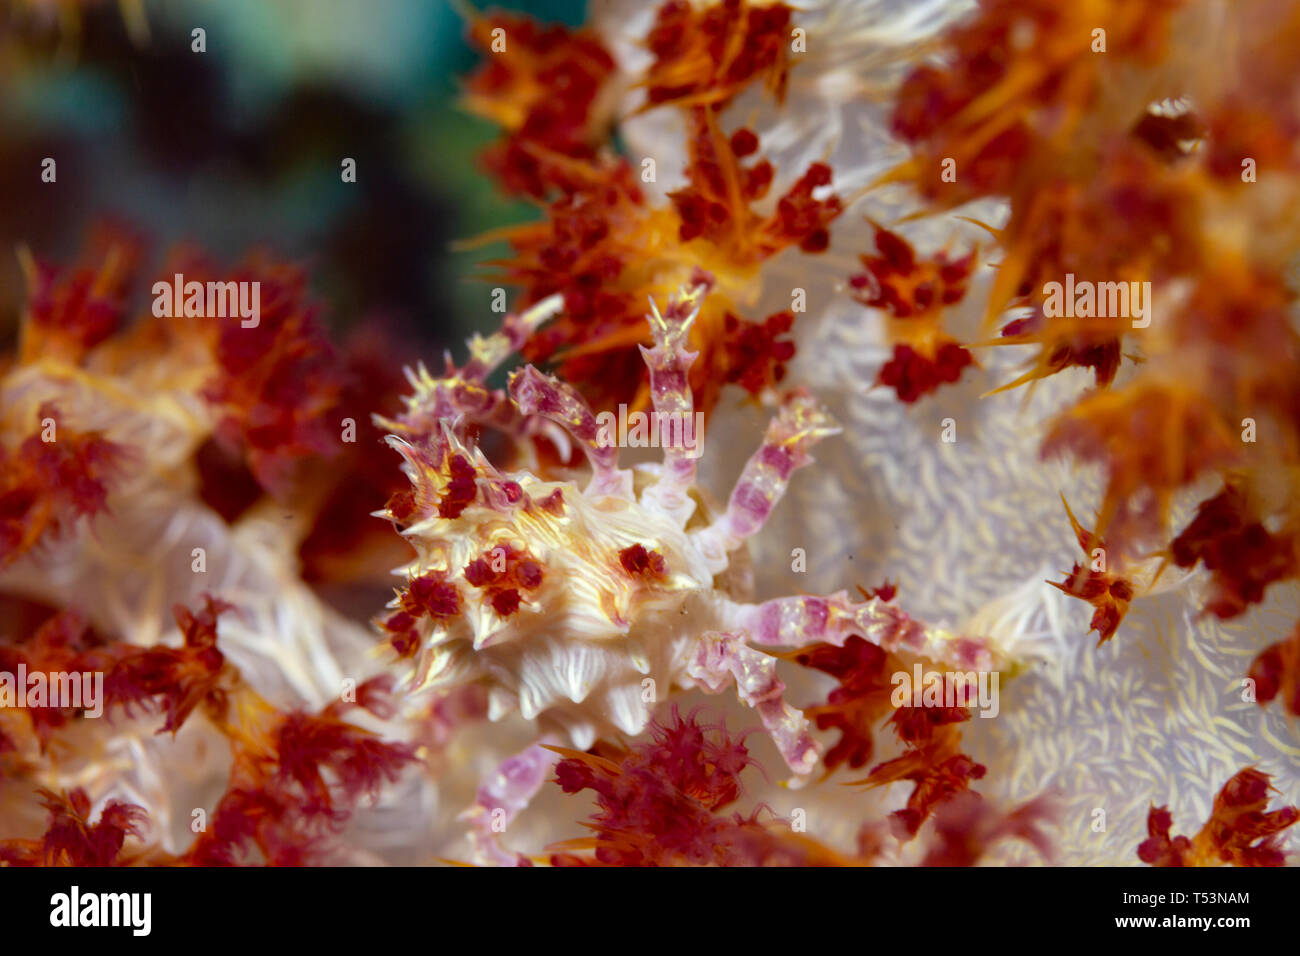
[437,453,479,519]
[464,544,545,617]
[401,571,462,622]
[385,571,463,657]
[514,560,544,589]
[386,488,417,523]
[382,610,420,659]
[619,543,668,581]
[539,489,566,514]
[858,581,897,602]
[491,588,522,617]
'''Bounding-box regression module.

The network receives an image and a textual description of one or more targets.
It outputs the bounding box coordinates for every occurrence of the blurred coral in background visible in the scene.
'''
[0,0,1298,869]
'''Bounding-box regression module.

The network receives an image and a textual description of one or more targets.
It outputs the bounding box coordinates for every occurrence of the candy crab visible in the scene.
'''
[376,278,1024,863]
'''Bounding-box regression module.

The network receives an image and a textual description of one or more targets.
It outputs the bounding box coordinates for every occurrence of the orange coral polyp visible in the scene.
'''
[0,788,145,867]
[1048,497,1135,645]
[547,708,857,867]
[682,111,840,264]
[1042,382,1240,552]
[642,0,794,111]
[849,224,976,402]
[0,406,122,567]
[1139,768,1300,867]
[783,635,898,774]
[853,700,986,841]
[462,13,616,197]
[496,111,841,413]
[17,224,146,364]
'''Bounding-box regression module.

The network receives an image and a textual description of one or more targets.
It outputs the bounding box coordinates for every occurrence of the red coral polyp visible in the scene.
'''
[854,693,986,840]
[1170,485,1296,619]
[876,342,974,403]
[0,406,122,566]
[851,226,974,320]
[462,13,616,198]
[105,596,235,734]
[643,0,794,110]
[722,311,796,395]
[790,635,895,773]
[1247,628,1300,717]
[274,711,413,814]
[196,258,347,496]
[1138,768,1300,867]
[0,789,145,867]
[19,226,142,362]
[546,708,842,867]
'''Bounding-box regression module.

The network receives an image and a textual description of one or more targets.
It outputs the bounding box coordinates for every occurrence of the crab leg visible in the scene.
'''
[640,279,710,523]
[692,390,839,572]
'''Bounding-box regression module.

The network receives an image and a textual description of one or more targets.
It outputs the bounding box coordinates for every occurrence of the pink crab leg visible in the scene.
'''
[689,631,820,776]
[640,277,711,523]
[692,390,840,572]
[375,295,569,456]
[509,365,632,499]
[461,740,560,867]
[460,293,565,382]
[719,592,1008,672]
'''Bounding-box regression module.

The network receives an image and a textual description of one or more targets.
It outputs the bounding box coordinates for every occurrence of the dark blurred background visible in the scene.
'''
[0,0,584,354]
